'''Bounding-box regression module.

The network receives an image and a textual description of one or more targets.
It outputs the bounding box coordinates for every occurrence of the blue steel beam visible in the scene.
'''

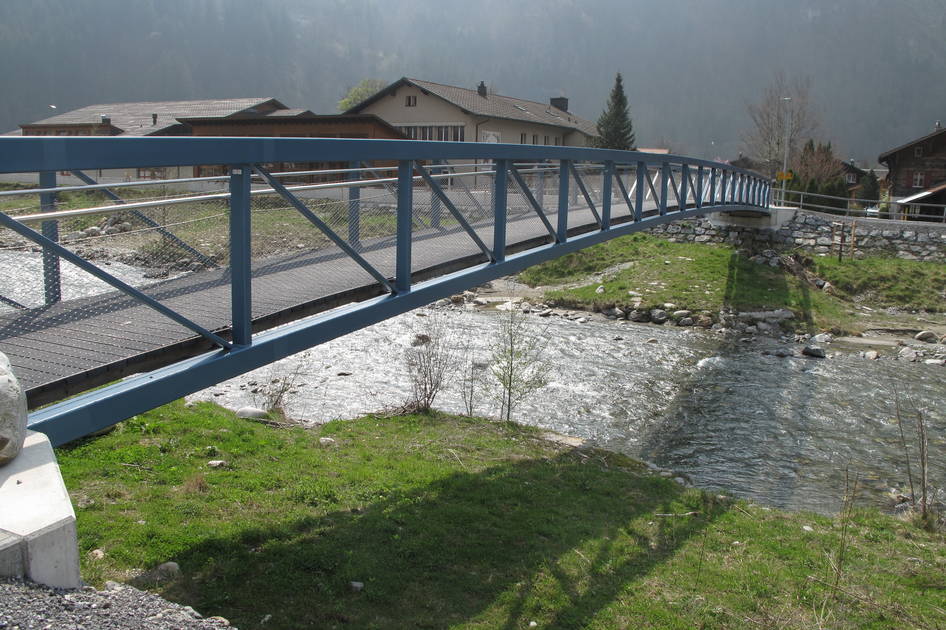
[229,166,253,347]
[28,198,765,446]
[601,161,613,229]
[492,159,508,262]
[395,160,413,294]
[557,160,569,242]
[613,168,635,218]
[0,137,771,180]
[635,162,645,222]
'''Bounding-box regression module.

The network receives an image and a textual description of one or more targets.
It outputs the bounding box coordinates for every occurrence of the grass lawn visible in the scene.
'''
[519,234,945,333]
[58,401,946,629]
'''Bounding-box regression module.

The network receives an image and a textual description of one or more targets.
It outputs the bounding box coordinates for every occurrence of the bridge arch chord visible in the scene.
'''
[0,137,770,444]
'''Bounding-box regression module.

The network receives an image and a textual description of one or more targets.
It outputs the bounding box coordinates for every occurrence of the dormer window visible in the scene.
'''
[915,146,924,157]
[405,95,417,107]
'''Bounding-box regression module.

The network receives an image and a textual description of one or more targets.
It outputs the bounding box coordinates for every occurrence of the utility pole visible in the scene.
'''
[780,96,792,205]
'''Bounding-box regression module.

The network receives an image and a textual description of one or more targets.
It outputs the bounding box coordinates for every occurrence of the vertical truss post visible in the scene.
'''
[635,161,645,222]
[720,171,729,204]
[710,168,718,205]
[659,163,669,216]
[39,171,62,305]
[396,160,413,293]
[229,165,253,346]
[601,161,613,229]
[493,159,508,262]
[696,166,704,209]
[557,159,569,242]
[430,160,442,230]
[679,164,689,211]
[348,160,361,249]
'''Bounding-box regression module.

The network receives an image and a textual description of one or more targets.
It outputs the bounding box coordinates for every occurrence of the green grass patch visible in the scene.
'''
[58,401,946,629]
[519,234,943,332]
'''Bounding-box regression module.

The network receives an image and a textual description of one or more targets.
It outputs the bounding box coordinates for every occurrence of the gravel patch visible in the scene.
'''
[0,578,235,629]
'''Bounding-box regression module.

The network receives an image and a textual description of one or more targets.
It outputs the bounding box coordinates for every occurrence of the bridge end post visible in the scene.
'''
[659,162,669,216]
[229,165,253,346]
[39,171,61,306]
[396,160,413,293]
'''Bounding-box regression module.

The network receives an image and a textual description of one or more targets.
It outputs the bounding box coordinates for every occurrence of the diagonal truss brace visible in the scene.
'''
[415,163,495,262]
[508,164,558,240]
[568,163,602,226]
[612,169,636,219]
[667,168,682,210]
[645,167,660,203]
[253,166,395,294]
[0,210,231,350]
[70,170,218,269]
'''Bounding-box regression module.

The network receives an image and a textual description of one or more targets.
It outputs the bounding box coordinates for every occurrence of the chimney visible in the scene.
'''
[936,120,943,131]
[550,96,569,112]
[152,113,158,126]
[477,81,487,97]
[100,115,111,126]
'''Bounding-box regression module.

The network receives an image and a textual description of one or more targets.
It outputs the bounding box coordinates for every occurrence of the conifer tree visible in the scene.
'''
[859,169,880,202]
[596,73,635,150]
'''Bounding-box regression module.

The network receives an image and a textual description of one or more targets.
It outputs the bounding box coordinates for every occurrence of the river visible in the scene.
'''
[187,303,945,515]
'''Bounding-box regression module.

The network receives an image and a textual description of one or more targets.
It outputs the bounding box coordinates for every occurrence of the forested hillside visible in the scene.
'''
[2,0,944,162]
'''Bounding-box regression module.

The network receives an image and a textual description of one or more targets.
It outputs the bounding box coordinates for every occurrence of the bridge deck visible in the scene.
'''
[3,203,610,406]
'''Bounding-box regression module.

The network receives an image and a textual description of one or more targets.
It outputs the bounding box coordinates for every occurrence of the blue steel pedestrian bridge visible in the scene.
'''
[0,137,769,444]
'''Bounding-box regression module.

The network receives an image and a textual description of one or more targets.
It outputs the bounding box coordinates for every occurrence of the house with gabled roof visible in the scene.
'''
[878,122,946,199]
[344,77,598,147]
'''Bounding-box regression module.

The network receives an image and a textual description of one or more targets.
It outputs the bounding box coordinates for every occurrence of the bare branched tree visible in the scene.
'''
[743,73,820,178]
[403,313,459,413]
[489,309,551,422]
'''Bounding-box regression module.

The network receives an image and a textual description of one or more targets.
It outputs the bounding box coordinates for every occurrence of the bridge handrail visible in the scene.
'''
[0,136,766,179]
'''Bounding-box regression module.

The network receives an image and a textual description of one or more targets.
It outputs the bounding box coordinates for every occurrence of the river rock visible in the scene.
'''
[811,333,833,344]
[695,314,714,328]
[650,309,669,324]
[924,358,946,366]
[602,307,624,319]
[0,351,28,466]
[802,345,826,358]
[678,317,695,327]
[898,347,919,362]
[207,460,228,468]
[863,350,879,360]
[672,310,692,319]
[774,348,793,358]
[411,333,431,346]
[627,309,650,322]
[595,285,606,294]
[449,294,465,304]
[156,561,181,578]
[915,330,937,343]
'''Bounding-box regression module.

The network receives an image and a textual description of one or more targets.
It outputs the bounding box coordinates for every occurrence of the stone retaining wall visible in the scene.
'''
[647,209,946,262]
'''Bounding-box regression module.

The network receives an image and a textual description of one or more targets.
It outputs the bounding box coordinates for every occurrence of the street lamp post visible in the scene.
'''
[780,96,792,204]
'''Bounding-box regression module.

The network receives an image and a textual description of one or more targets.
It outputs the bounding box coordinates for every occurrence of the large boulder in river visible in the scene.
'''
[915,330,937,343]
[0,352,28,466]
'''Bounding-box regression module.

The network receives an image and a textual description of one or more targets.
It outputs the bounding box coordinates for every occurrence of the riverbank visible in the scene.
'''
[52,401,945,630]
[516,233,946,338]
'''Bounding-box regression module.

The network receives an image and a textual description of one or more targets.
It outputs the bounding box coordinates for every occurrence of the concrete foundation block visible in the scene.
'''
[0,430,81,588]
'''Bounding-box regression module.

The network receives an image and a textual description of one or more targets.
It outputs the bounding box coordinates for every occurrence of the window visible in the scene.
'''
[395,124,465,142]
[846,173,857,184]
[913,172,925,188]
[520,133,527,144]
[405,95,417,107]
[532,134,539,144]
[544,135,549,145]
[914,146,924,158]
[554,136,560,145]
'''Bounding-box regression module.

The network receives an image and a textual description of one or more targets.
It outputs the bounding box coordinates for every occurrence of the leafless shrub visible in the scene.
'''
[488,308,552,422]
[252,351,315,417]
[403,313,459,413]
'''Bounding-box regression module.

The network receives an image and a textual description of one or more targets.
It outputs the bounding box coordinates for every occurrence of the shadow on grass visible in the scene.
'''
[722,250,814,333]
[152,450,726,629]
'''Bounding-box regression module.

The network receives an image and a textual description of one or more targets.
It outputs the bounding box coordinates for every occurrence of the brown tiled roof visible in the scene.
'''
[347,77,598,138]
[21,98,285,136]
